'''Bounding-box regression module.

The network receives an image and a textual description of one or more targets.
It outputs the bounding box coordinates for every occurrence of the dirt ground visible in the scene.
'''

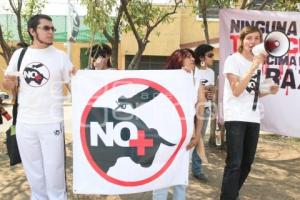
[0,107,300,200]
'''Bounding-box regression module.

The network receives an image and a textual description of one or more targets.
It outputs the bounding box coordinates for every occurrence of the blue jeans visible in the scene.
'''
[192,107,210,176]
[220,121,260,200]
[153,185,186,200]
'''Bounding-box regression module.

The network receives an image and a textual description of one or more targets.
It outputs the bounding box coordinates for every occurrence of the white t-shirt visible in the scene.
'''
[194,67,215,107]
[223,52,260,123]
[6,46,72,124]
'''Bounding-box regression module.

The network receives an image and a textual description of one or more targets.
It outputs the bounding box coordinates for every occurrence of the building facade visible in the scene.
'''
[0,1,221,91]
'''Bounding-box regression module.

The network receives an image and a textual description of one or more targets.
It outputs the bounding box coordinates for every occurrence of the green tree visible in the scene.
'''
[82,0,182,69]
[237,0,300,11]
[194,0,239,44]
[0,0,46,64]
[81,0,123,68]
[271,0,300,11]
[0,26,13,65]
[0,0,24,64]
[194,0,283,44]
[122,0,182,69]
[22,0,47,42]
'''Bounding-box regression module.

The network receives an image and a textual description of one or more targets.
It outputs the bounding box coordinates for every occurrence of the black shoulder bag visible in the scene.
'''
[6,47,27,166]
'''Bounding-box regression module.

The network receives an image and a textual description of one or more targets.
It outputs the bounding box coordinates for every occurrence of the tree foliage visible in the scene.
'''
[194,0,238,44]
[81,0,182,69]
[8,0,24,42]
[0,0,46,64]
[0,26,13,64]
[122,0,182,69]
[23,0,47,23]
[81,0,122,68]
[81,0,117,36]
[271,0,299,11]
[194,0,300,43]
[22,0,47,42]
[238,0,300,11]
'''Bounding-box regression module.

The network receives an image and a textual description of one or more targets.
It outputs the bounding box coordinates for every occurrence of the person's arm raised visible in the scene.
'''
[227,53,266,97]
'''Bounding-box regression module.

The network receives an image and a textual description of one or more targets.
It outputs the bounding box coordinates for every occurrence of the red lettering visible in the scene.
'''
[230,35,240,52]
[288,38,298,54]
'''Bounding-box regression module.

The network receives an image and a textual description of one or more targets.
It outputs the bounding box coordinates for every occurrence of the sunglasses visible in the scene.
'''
[37,25,56,32]
[206,53,214,58]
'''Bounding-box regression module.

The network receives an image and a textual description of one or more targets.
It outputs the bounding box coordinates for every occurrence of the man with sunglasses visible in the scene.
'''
[192,44,215,183]
[2,14,73,200]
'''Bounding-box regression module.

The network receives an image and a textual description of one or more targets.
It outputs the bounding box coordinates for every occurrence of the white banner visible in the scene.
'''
[219,9,300,137]
[72,70,195,194]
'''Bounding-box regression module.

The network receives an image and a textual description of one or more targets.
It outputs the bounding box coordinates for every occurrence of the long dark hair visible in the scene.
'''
[90,43,112,69]
[194,44,214,65]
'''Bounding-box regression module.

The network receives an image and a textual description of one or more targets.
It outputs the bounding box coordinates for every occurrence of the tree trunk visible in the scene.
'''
[240,0,248,9]
[199,0,210,44]
[111,39,119,68]
[111,12,122,68]
[103,28,119,69]
[0,25,12,65]
[16,14,24,43]
[127,45,145,70]
[9,0,24,43]
[111,4,124,68]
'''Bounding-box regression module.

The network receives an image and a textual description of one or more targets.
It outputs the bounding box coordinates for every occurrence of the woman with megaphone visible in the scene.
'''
[220,26,279,200]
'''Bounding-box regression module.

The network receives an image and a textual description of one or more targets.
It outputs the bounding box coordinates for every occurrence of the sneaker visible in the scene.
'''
[193,173,208,183]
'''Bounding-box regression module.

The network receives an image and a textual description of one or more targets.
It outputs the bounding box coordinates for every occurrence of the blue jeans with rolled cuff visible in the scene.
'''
[152,185,186,200]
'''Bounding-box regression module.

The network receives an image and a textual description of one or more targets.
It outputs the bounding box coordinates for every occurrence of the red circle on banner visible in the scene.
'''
[80,78,187,186]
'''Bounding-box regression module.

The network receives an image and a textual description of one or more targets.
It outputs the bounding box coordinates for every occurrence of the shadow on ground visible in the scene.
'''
[0,132,299,200]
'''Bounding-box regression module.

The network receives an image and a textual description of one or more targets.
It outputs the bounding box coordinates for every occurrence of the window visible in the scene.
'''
[196,2,220,20]
[125,55,167,70]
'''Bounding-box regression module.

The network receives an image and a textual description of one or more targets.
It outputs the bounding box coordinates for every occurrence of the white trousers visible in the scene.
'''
[16,122,67,200]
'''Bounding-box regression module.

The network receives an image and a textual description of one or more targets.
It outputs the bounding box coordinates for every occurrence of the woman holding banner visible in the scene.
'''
[220,26,279,200]
[152,48,207,200]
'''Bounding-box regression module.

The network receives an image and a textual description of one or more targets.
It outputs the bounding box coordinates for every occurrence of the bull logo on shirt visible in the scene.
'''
[246,73,258,95]
[23,62,50,87]
[200,79,208,86]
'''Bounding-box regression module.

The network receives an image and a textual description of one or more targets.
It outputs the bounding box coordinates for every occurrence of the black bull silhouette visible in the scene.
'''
[23,63,48,85]
[85,107,175,173]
